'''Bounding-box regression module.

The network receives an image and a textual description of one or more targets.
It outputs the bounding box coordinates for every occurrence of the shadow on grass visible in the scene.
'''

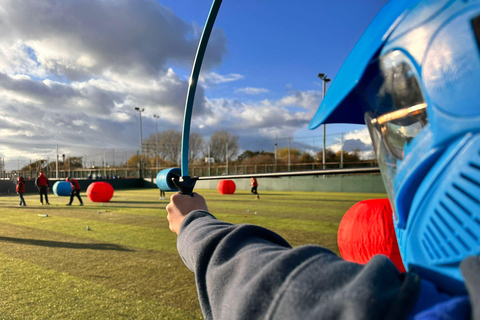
[108,201,161,204]
[0,236,135,251]
[99,205,167,211]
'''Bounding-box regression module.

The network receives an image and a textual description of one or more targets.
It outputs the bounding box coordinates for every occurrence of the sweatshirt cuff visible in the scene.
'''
[177,210,220,271]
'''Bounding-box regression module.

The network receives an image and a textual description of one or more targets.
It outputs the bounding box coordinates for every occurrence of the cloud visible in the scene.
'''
[0,0,227,79]
[235,87,269,95]
[0,0,337,170]
[0,0,226,169]
[194,89,322,141]
[199,72,244,87]
[327,127,375,160]
[278,90,323,111]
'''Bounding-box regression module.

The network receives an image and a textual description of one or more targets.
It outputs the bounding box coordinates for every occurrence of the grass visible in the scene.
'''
[0,188,386,319]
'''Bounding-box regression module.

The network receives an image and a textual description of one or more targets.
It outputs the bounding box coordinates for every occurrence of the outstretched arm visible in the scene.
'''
[167,193,420,320]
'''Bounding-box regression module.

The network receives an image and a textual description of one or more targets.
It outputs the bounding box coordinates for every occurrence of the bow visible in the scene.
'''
[171,0,223,195]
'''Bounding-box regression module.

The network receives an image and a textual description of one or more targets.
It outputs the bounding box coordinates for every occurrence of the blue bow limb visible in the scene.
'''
[172,0,223,196]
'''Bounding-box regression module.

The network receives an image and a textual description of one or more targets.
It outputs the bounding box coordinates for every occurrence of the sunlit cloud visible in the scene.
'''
[199,71,244,87]
[235,87,269,95]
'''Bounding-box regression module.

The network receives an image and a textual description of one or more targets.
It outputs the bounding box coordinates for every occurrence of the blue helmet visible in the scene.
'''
[310,0,480,294]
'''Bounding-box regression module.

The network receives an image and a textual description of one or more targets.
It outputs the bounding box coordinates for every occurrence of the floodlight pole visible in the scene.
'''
[288,138,291,172]
[135,107,145,178]
[103,152,106,177]
[340,133,344,168]
[208,145,211,176]
[318,73,331,169]
[226,142,229,175]
[56,144,59,179]
[154,114,160,170]
[274,143,278,169]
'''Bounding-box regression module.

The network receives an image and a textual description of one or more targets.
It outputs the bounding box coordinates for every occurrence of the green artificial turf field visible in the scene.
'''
[0,188,386,319]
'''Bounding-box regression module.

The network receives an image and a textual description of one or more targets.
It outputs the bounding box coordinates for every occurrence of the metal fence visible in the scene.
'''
[3,127,376,178]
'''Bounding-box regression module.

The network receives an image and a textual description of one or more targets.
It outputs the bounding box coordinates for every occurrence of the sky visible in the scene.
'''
[0,0,389,170]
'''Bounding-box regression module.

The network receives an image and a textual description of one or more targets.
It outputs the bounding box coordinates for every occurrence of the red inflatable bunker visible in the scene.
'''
[86,182,114,202]
[337,199,406,272]
[217,180,236,194]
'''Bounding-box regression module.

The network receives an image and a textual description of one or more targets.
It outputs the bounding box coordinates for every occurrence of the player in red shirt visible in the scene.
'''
[250,177,258,195]
[66,177,83,206]
[35,172,50,205]
[16,176,26,207]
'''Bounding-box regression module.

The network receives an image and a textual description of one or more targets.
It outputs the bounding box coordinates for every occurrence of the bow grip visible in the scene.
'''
[171,175,197,196]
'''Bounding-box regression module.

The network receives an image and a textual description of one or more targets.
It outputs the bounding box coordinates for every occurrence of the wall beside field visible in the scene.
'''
[195,174,386,193]
[1,175,385,194]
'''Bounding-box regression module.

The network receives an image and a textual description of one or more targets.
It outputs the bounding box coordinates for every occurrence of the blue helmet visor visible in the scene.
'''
[309,0,420,129]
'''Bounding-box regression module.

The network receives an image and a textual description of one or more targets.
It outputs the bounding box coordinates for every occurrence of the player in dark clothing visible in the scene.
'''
[16,176,26,207]
[66,177,83,206]
[250,177,258,195]
[35,172,50,205]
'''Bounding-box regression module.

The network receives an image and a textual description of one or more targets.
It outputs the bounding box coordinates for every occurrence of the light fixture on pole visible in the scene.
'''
[153,114,160,170]
[318,73,331,169]
[134,107,145,153]
[274,143,278,168]
[134,107,145,178]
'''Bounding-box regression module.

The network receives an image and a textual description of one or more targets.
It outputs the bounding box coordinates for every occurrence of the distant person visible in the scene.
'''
[16,176,26,207]
[160,189,166,200]
[250,177,258,195]
[35,172,50,205]
[66,177,83,206]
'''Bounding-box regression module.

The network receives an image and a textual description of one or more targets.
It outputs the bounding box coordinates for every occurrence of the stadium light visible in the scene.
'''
[153,114,160,169]
[135,107,145,178]
[317,73,331,169]
[134,108,145,154]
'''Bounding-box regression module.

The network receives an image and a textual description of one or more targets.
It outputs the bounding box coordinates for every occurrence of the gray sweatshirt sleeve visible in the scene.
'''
[177,210,420,320]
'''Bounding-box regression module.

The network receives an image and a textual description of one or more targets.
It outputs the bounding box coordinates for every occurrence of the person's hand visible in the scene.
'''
[166,192,208,235]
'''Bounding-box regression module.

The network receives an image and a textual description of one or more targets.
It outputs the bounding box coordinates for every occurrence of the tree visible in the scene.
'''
[276,147,302,159]
[240,154,275,166]
[45,157,83,171]
[341,149,362,162]
[314,149,362,163]
[158,129,182,163]
[298,153,314,163]
[238,150,257,161]
[65,156,83,169]
[207,130,239,163]
[48,161,62,171]
[189,132,204,163]
[142,141,158,159]
[145,130,203,164]
[126,154,141,168]
[238,150,275,164]
[315,149,337,163]
[148,156,166,167]
[21,159,48,171]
